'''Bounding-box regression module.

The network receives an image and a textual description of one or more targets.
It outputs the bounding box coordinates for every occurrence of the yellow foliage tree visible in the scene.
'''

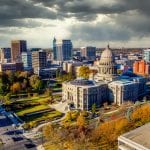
[76,113,86,128]
[131,104,150,126]
[43,124,54,140]
[78,66,90,79]
[11,82,21,94]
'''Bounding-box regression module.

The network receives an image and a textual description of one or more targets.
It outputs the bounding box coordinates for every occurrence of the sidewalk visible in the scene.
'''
[37,145,45,150]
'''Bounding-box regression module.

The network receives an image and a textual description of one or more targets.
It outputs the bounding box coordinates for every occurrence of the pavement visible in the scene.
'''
[50,101,69,113]
[0,107,43,150]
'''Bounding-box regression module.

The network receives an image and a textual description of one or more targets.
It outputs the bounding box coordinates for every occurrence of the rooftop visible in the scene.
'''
[70,79,95,86]
[119,123,150,149]
[110,79,135,85]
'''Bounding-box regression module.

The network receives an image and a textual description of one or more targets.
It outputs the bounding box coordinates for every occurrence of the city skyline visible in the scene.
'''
[0,0,150,48]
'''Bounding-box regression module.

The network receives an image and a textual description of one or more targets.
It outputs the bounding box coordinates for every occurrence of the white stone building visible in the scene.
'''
[62,79,107,110]
[62,45,146,110]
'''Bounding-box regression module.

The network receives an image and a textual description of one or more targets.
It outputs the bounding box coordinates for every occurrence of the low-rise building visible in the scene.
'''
[0,62,23,72]
[63,61,83,74]
[118,123,150,150]
[144,49,150,62]
[108,80,139,105]
[62,79,107,110]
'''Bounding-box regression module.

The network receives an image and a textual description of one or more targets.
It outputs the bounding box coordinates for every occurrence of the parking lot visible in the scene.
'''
[0,109,38,150]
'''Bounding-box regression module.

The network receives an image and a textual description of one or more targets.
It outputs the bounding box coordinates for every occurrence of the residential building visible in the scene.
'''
[53,38,73,61]
[21,52,32,71]
[11,40,27,62]
[118,123,150,150]
[0,48,11,63]
[32,50,47,74]
[133,60,150,76]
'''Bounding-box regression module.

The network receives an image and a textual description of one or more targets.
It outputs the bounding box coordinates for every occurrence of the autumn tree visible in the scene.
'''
[131,104,150,126]
[43,124,55,140]
[78,66,90,79]
[11,82,21,95]
[76,113,86,128]
[29,75,43,92]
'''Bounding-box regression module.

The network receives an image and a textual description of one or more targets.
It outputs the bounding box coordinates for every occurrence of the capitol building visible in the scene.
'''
[62,45,146,110]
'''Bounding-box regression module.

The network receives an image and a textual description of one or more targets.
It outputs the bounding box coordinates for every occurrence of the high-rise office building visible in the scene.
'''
[53,38,73,61]
[53,37,57,60]
[21,52,32,71]
[32,50,47,74]
[81,46,96,60]
[11,40,27,62]
[144,49,150,62]
[0,48,11,63]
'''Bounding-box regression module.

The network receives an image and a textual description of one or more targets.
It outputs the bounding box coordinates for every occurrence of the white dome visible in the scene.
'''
[100,45,115,64]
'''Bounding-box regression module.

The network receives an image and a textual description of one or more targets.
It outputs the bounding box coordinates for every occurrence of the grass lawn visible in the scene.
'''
[16,104,50,116]
[23,110,63,129]
[25,110,63,123]
[10,95,63,129]
[16,96,50,104]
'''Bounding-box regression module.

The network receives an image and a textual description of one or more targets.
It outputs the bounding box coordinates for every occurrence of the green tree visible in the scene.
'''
[92,103,96,115]
[6,71,16,84]
[78,66,90,79]
[0,79,7,95]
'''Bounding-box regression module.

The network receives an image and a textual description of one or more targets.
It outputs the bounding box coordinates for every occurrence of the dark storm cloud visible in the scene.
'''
[1,0,150,46]
[0,19,46,28]
[69,22,133,42]
[30,0,150,39]
[0,0,57,27]
[0,0,57,20]
[31,0,130,21]
[31,0,150,16]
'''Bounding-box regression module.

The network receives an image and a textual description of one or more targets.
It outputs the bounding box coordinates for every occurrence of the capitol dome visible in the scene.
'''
[96,45,118,81]
[100,45,115,64]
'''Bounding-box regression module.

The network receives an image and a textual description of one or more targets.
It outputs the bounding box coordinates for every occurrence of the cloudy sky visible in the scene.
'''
[0,0,150,48]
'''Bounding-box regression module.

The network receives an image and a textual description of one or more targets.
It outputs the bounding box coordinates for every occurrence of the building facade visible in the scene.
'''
[0,48,11,63]
[81,46,96,60]
[133,60,150,76]
[0,62,23,72]
[21,52,32,71]
[144,49,150,62]
[108,80,139,105]
[62,46,146,110]
[95,45,118,82]
[11,40,27,62]
[53,38,73,61]
[63,79,107,110]
[63,61,83,74]
[32,50,47,74]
